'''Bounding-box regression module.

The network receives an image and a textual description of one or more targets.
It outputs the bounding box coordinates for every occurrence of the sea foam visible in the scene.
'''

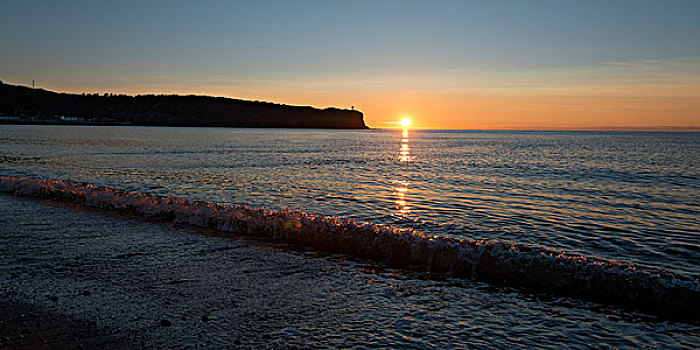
[1,175,697,321]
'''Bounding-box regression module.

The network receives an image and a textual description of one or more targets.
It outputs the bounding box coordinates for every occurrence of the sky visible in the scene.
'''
[1,0,699,130]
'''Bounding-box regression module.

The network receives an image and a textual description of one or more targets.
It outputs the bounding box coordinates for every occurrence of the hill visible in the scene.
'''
[0,81,368,129]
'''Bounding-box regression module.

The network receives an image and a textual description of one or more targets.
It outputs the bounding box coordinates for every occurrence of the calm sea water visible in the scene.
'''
[1,125,699,347]
[2,125,698,277]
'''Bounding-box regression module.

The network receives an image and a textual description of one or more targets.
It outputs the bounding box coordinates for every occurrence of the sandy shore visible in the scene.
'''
[0,299,140,349]
[0,194,411,348]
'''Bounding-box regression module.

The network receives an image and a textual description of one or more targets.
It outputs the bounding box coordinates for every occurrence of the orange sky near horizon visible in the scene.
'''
[34,78,698,131]
[23,56,698,131]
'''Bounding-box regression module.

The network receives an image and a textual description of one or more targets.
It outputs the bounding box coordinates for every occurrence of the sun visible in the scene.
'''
[400,118,411,128]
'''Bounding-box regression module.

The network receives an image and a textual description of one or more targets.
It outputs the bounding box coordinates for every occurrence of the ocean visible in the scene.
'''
[1,125,698,348]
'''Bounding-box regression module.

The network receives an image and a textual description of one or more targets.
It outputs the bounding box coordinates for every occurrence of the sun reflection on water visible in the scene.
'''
[399,128,410,163]
[395,126,411,216]
[394,180,409,216]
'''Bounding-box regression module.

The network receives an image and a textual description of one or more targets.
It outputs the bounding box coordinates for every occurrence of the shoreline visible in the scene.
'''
[1,184,698,348]
[0,120,370,130]
[1,175,697,323]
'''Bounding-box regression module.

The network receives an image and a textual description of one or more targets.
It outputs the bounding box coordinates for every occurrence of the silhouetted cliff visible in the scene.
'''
[0,81,368,129]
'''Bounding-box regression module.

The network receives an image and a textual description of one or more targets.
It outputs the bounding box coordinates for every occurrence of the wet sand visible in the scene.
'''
[0,194,374,348]
[0,299,140,349]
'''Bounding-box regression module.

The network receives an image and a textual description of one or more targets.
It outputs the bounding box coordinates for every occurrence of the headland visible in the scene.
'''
[0,81,368,129]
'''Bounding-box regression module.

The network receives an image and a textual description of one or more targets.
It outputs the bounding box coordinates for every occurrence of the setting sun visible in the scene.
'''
[400,118,411,128]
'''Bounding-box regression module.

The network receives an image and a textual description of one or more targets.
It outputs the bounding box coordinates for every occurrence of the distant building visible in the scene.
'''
[60,116,79,122]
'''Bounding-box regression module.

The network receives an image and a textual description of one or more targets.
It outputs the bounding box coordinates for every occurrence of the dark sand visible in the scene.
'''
[0,194,381,348]
[0,299,139,349]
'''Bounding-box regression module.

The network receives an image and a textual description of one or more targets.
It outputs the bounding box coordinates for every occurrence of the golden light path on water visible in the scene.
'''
[395,126,411,216]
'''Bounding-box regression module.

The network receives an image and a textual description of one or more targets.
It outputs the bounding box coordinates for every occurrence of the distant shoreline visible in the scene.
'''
[0,119,372,130]
[0,81,369,129]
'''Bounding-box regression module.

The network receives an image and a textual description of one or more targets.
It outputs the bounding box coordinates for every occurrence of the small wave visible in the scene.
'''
[0,175,697,322]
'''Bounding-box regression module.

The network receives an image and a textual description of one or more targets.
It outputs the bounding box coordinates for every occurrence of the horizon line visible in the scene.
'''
[384,126,700,132]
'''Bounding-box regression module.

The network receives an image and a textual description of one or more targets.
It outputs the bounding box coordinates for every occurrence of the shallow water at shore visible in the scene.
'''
[2,195,698,349]
[3,175,696,322]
